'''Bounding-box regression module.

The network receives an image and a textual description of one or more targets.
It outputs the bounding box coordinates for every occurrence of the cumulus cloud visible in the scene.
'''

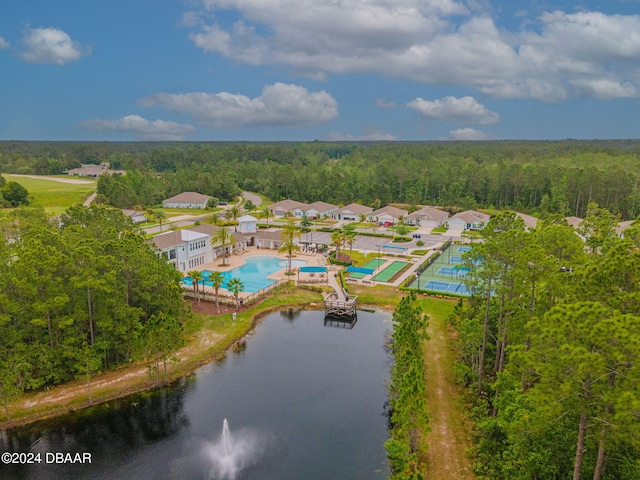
[80,115,196,140]
[448,128,497,141]
[20,27,90,65]
[407,96,500,125]
[0,37,9,49]
[138,83,338,128]
[184,1,640,101]
[325,126,397,141]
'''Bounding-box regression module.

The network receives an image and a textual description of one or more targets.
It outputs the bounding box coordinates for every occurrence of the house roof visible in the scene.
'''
[407,206,449,220]
[163,192,212,204]
[122,209,146,218]
[238,214,258,222]
[269,199,310,212]
[371,205,408,218]
[515,212,539,229]
[189,224,222,235]
[565,216,583,228]
[334,203,373,215]
[450,210,491,224]
[307,201,338,213]
[616,220,634,234]
[151,229,208,250]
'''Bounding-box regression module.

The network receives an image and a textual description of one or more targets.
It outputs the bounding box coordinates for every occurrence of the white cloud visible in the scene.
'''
[80,115,196,140]
[0,37,9,49]
[20,27,89,65]
[448,128,497,140]
[375,98,396,109]
[185,2,640,101]
[407,96,500,125]
[325,126,397,141]
[138,83,338,128]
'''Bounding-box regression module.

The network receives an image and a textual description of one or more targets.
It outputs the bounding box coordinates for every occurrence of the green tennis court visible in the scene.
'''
[348,258,386,279]
[373,261,408,282]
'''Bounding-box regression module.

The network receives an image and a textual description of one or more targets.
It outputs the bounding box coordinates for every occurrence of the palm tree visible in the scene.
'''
[260,206,275,227]
[152,209,168,232]
[279,238,301,273]
[345,230,357,258]
[226,278,245,311]
[209,212,221,225]
[331,228,345,262]
[208,271,224,314]
[188,270,203,303]
[299,214,312,243]
[226,205,241,232]
[213,228,235,266]
[280,218,301,272]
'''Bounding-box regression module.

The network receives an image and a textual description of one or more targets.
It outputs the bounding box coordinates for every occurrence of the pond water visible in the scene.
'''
[1,309,392,480]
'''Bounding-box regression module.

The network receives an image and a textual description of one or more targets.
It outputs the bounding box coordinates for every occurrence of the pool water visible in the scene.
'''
[182,255,307,292]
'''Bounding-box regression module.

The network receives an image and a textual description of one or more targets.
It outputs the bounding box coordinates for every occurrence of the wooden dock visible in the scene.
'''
[323,292,358,317]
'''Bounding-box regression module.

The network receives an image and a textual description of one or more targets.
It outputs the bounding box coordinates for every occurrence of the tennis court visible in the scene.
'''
[348,258,385,279]
[422,280,469,294]
[372,261,408,282]
[437,266,469,277]
[457,246,472,253]
[405,243,476,296]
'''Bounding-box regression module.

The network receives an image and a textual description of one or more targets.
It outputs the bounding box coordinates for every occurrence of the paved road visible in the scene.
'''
[241,191,262,207]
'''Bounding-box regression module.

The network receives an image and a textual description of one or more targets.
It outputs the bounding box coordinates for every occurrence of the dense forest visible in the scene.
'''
[1,140,640,219]
[0,205,186,418]
[451,207,640,479]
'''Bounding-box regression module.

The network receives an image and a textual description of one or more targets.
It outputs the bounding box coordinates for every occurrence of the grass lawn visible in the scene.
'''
[4,174,96,215]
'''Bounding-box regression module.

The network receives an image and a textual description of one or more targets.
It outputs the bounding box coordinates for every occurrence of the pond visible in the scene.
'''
[1,309,392,480]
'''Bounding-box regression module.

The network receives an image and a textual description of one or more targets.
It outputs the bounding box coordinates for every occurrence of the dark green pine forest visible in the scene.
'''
[2,140,640,219]
[0,205,186,418]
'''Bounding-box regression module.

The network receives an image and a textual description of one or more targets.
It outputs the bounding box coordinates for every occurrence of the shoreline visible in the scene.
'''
[0,296,325,430]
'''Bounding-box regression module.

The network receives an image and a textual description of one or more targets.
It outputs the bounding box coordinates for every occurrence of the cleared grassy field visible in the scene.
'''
[4,174,96,215]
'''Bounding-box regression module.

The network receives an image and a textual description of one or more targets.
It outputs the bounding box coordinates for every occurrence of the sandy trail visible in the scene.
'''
[6,174,94,185]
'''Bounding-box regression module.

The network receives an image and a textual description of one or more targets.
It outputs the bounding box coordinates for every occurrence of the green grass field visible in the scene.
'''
[4,174,96,215]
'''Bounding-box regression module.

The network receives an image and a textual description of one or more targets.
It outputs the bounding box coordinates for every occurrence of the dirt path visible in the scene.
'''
[6,174,94,185]
[423,309,476,479]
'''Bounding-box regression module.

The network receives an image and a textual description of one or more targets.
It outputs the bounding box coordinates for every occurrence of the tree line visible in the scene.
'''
[1,140,640,219]
[0,205,186,419]
[450,205,640,479]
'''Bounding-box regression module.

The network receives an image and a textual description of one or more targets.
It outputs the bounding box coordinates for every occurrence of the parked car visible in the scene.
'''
[381,221,392,227]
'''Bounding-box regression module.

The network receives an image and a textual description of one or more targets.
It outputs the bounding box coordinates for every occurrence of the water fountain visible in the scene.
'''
[204,419,265,479]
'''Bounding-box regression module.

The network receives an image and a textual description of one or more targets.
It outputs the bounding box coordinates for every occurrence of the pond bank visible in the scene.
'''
[0,289,324,429]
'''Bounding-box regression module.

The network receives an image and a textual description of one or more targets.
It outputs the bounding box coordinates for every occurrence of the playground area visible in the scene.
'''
[406,244,474,295]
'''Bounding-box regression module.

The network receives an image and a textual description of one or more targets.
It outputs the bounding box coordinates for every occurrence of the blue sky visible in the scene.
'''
[1,0,639,141]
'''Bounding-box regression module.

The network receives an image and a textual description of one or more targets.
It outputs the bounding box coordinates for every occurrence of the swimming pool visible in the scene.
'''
[181,256,308,293]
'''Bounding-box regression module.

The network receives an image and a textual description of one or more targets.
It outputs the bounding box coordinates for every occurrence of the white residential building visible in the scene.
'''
[406,206,449,228]
[151,229,213,272]
[162,192,213,209]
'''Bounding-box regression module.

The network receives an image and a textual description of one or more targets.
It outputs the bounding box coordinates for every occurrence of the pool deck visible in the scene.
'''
[193,245,329,299]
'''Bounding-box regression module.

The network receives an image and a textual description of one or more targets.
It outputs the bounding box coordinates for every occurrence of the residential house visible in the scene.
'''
[64,163,126,177]
[369,205,408,224]
[122,209,147,224]
[406,206,449,228]
[305,201,338,219]
[565,216,583,229]
[515,212,539,230]
[448,210,490,230]
[151,229,213,272]
[162,192,213,209]
[616,220,634,238]
[269,199,310,218]
[331,203,373,221]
